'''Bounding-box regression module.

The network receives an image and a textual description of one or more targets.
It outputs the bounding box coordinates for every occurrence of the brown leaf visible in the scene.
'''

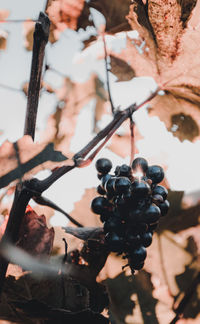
[17,206,55,257]
[0,135,73,189]
[46,0,85,40]
[63,226,103,241]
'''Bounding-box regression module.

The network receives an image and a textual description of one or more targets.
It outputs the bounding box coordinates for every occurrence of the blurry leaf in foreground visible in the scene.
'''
[0,9,10,21]
[0,29,8,50]
[0,135,73,189]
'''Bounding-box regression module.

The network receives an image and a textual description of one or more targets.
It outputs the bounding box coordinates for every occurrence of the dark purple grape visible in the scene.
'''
[132,157,148,173]
[129,260,144,271]
[95,158,112,174]
[159,200,170,216]
[128,208,142,223]
[129,245,147,262]
[91,196,108,214]
[117,164,132,177]
[103,216,122,233]
[105,177,116,195]
[97,185,106,195]
[126,231,141,245]
[101,174,112,188]
[131,180,151,198]
[152,194,164,204]
[105,232,124,252]
[114,177,131,194]
[148,221,159,231]
[147,165,164,184]
[140,232,152,247]
[152,185,168,200]
[144,204,161,223]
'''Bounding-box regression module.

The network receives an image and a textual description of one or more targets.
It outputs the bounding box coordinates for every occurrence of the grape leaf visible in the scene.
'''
[107,0,200,141]
[46,0,85,40]
[17,207,55,257]
[0,135,73,189]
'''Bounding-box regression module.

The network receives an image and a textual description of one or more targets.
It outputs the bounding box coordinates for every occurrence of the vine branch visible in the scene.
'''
[24,12,50,140]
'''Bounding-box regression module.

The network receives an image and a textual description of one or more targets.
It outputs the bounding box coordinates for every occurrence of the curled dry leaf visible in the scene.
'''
[17,206,55,257]
[0,135,74,189]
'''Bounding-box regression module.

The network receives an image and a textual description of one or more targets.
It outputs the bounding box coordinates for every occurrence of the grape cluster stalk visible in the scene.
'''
[91,157,170,274]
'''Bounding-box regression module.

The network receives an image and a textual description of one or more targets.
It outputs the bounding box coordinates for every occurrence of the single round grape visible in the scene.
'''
[129,260,144,271]
[126,231,141,245]
[129,245,147,262]
[97,185,106,195]
[118,164,132,177]
[114,177,131,194]
[152,185,168,200]
[95,158,112,174]
[101,174,112,188]
[105,232,124,252]
[131,180,151,198]
[140,232,152,247]
[91,196,108,214]
[132,157,148,173]
[147,165,164,184]
[128,208,142,223]
[159,200,170,216]
[144,204,161,223]
[103,215,122,233]
[148,221,159,232]
[105,177,116,195]
[152,194,164,204]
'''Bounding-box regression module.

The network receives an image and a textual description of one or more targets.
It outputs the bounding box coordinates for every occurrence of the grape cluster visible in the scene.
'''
[91,157,170,274]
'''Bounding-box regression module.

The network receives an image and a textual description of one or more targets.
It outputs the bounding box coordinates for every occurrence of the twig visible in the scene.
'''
[24,12,50,140]
[0,83,21,92]
[129,115,135,166]
[33,195,83,227]
[0,19,38,23]
[170,272,200,324]
[102,34,115,114]
[29,87,159,193]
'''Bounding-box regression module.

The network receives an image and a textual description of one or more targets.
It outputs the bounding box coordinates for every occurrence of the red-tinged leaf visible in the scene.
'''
[17,208,54,257]
[0,135,74,189]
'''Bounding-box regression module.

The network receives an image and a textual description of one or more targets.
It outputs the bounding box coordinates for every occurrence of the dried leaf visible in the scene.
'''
[46,0,85,40]
[22,20,35,51]
[0,135,73,189]
[17,207,55,257]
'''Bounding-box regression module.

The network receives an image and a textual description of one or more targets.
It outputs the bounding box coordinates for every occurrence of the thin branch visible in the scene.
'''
[0,183,32,295]
[102,34,115,114]
[0,83,21,92]
[33,195,83,227]
[129,115,135,166]
[29,87,159,193]
[24,12,50,140]
[0,19,38,23]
